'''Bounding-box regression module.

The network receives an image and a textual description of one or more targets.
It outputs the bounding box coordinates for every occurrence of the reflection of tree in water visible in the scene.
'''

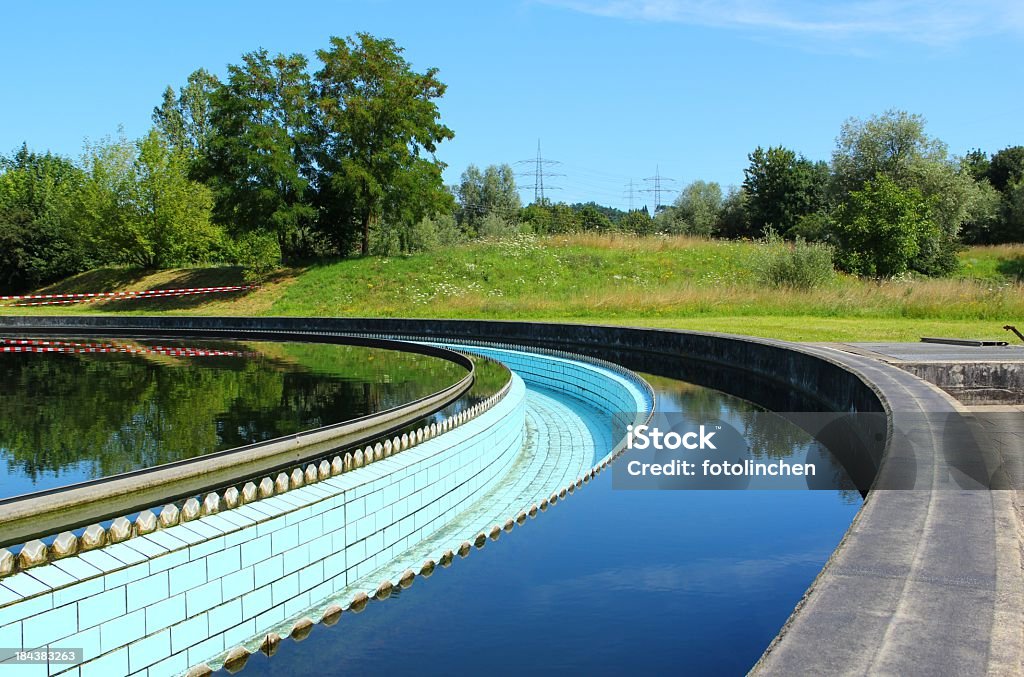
[0,340,468,482]
[639,371,860,498]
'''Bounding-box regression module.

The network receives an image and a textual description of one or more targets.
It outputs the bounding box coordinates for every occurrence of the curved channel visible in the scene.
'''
[0,334,476,547]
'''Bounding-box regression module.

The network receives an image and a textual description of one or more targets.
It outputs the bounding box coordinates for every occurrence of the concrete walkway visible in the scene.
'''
[754,344,1024,675]
[819,342,1024,404]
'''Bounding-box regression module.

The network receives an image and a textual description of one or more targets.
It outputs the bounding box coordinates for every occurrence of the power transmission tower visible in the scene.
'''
[641,166,677,213]
[623,179,637,211]
[516,139,562,204]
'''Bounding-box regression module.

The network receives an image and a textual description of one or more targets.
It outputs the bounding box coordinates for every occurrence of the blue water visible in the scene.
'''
[229,375,861,676]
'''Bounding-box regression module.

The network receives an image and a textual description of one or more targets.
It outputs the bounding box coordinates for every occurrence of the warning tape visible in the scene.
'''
[1,285,254,307]
[0,338,255,358]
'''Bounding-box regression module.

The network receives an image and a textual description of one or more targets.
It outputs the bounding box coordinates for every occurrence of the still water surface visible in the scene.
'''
[230,370,861,676]
[0,337,466,499]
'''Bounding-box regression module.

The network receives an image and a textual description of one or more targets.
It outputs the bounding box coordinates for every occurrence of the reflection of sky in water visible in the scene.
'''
[231,377,862,677]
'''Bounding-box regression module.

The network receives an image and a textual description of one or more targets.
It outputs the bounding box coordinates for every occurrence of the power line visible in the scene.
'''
[623,179,637,211]
[641,165,677,212]
[515,139,562,203]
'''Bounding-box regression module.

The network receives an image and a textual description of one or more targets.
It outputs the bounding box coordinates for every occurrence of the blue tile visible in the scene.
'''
[204,546,240,580]
[50,625,101,663]
[146,651,186,677]
[185,633,223,670]
[222,618,256,649]
[239,535,272,568]
[169,612,208,654]
[0,620,22,657]
[126,571,168,612]
[77,587,126,630]
[2,573,50,598]
[220,568,254,601]
[102,563,149,591]
[207,598,240,635]
[240,585,271,622]
[23,566,77,592]
[186,536,225,561]
[102,544,148,567]
[184,580,221,617]
[147,548,188,576]
[23,604,77,649]
[144,594,185,635]
[252,555,283,589]
[0,591,52,626]
[168,559,206,597]
[141,530,188,553]
[73,551,124,575]
[98,609,145,653]
[79,647,127,677]
[52,578,104,608]
[127,627,169,673]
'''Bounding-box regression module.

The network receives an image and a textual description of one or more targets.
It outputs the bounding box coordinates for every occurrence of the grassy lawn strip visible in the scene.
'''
[4,235,1022,344]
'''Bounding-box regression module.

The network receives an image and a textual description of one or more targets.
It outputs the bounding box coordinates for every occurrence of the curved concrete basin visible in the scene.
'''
[1,316,1021,675]
[0,333,476,547]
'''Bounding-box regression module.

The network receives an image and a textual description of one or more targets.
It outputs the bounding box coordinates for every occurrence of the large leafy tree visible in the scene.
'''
[152,68,221,166]
[831,110,947,196]
[669,180,723,236]
[831,110,994,271]
[456,163,520,232]
[742,146,829,236]
[202,50,314,258]
[0,145,89,291]
[78,130,219,268]
[986,146,1024,193]
[312,33,454,255]
[833,173,937,277]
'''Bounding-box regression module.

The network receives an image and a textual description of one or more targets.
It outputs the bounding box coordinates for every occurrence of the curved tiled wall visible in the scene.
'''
[0,341,653,677]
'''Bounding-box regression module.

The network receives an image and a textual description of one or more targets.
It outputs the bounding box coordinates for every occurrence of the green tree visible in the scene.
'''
[576,203,613,231]
[669,180,723,236]
[202,50,314,259]
[831,110,947,196]
[1003,178,1024,242]
[312,33,454,255]
[456,164,519,232]
[153,68,220,165]
[831,110,1003,268]
[715,187,751,238]
[619,208,654,235]
[743,147,829,236]
[833,173,937,277]
[987,146,1024,193]
[79,130,220,268]
[0,145,89,291]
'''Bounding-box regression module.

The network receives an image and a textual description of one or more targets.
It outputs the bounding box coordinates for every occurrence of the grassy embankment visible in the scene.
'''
[5,234,1024,343]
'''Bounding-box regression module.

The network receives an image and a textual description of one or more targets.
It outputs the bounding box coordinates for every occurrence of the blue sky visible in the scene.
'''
[2,0,1021,210]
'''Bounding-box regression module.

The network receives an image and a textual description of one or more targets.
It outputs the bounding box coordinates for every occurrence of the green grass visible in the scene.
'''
[4,234,1024,343]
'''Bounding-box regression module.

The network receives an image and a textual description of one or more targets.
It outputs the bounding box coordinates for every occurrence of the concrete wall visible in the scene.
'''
[0,375,525,677]
[0,332,654,677]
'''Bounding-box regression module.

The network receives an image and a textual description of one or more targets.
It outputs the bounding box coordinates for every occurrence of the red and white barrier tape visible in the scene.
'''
[1,285,254,307]
[0,338,254,358]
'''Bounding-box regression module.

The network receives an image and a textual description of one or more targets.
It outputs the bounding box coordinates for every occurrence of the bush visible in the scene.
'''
[233,231,281,283]
[753,229,835,289]
[372,213,466,256]
[477,213,521,239]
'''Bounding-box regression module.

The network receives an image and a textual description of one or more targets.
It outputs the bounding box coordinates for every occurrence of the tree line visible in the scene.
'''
[457,111,1023,279]
[1,30,1022,292]
[0,33,453,291]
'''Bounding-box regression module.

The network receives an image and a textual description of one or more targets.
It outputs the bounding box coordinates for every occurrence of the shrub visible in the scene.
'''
[477,213,521,239]
[753,229,835,289]
[233,231,281,283]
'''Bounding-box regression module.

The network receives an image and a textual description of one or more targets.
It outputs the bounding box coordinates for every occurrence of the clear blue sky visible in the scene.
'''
[2,0,1021,210]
